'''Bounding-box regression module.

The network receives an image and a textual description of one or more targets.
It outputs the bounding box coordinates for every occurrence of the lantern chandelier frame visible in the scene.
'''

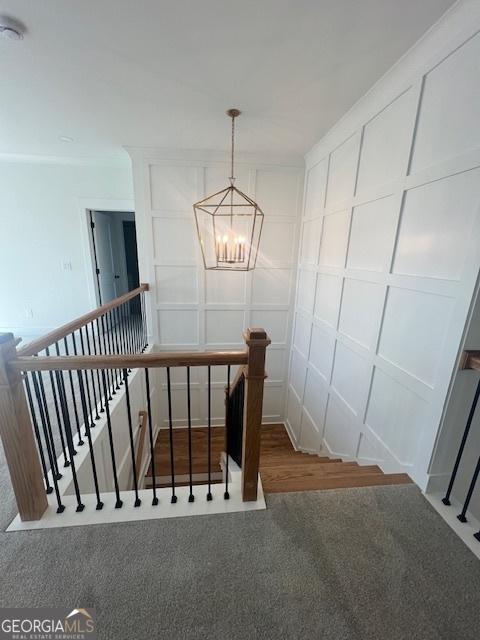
[193,109,264,271]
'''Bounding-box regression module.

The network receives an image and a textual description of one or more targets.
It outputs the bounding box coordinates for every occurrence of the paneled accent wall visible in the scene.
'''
[129,149,304,427]
[287,14,480,488]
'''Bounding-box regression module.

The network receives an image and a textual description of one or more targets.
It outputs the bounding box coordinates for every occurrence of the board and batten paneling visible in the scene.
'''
[287,13,480,489]
[129,149,304,427]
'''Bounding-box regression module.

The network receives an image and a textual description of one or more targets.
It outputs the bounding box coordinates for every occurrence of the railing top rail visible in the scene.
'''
[461,350,480,372]
[11,350,248,372]
[17,284,149,357]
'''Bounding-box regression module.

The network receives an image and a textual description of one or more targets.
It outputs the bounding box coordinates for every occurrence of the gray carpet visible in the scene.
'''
[1,439,480,640]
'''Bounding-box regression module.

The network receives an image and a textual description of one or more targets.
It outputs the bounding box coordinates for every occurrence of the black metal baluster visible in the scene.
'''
[55,368,84,512]
[187,366,194,502]
[101,370,122,508]
[127,302,133,370]
[111,308,122,388]
[63,336,84,446]
[35,368,62,480]
[207,365,212,501]
[78,328,95,429]
[99,314,113,399]
[145,368,158,506]
[141,290,147,352]
[53,342,77,458]
[24,373,52,494]
[443,378,480,506]
[166,367,177,503]
[77,369,103,510]
[114,307,124,385]
[457,456,480,523]
[84,324,101,420]
[107,311,121,393]
[123,369,141,507]
[135,295,142,353]
[225,365,230,500]
[106,311,118,393]
[120,302,128,356]
[31,371,64,511]
[93,319,106,411]
[44,346,70,467]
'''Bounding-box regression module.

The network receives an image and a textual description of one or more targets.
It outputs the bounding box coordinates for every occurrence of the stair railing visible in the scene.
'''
[0,285,270,521]
[442,349,480,542]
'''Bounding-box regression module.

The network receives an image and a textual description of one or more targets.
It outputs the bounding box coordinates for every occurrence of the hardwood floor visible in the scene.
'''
[146,423,412,493]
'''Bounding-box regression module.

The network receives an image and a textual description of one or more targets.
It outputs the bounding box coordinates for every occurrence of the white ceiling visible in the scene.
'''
[0,0,455,162]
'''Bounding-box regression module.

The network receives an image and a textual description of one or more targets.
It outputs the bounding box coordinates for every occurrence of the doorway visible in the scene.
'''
[88,210,139,306]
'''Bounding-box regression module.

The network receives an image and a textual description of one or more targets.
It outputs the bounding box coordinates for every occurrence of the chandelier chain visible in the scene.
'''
[230,113,235,181]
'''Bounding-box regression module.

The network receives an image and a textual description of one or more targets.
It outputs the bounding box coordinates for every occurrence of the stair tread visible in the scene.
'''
[263,473,412,493]
[260,463,383,481]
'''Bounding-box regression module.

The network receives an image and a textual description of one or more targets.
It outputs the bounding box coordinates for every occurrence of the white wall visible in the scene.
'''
[286,1,480,489]
[128,148,304,425]
[0,159,133,341]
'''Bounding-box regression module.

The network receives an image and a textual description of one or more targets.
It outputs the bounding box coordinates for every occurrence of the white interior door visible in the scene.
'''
[92,211,117,304]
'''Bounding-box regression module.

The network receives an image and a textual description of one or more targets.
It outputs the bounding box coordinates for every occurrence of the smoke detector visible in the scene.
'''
[0,16,25,41]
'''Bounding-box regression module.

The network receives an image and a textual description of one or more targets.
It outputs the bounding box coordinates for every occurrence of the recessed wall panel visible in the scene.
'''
[158,309,198,345]
[393,169,480,280]
[314,274,343,328]
[378,288,453,386]
[339,278,384,349]
[324,396,359,458]
[251,310,288,343]
[309,324,335,381]
[255,169,300,217]
[300,218,321,265]
[153,218,196,264]
[293,313,311,358]
[205,310,245,345]
[331,342,370,416]
[303,366,328,431]
[366,368,427,464]
[297,269,316,314]
[290,350,307,399]
[319,210,350,267]
[411,33,480,172]
[326,134,360,209]
[299,410,321,451]
[356,90,413,193]
[347,196,397,272]
[304,158,328,218]
[150,165,198,211]
[257,221,296,265]
[155,266,198,304]
[251,268,291,305]
[205,270,246,304]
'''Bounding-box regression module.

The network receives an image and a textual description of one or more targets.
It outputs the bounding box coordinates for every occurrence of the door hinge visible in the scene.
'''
[96,268,100,275]
[90,220,95,229]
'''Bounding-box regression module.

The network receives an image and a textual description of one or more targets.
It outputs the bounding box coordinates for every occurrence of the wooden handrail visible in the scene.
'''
[17,284,149,357]
[461,350,480,372]
[10,350,248,372]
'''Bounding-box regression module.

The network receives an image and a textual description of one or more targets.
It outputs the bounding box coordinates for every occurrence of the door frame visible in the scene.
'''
[78,198,135,311]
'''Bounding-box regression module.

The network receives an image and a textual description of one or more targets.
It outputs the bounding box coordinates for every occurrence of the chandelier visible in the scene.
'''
[193,109,264,271]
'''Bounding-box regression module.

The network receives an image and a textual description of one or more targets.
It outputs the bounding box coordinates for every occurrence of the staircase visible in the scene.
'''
[259,425,411,493]
[146,423,412,494]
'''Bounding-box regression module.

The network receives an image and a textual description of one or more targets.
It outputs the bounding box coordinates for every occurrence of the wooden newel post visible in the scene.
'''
[242,328,271,501]
[0,333,48,521]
